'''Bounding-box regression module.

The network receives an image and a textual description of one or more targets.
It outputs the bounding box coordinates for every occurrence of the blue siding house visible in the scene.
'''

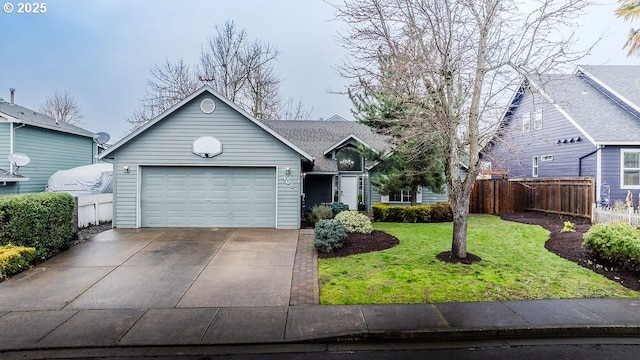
[0,95,98,195]
[485,65,640,207]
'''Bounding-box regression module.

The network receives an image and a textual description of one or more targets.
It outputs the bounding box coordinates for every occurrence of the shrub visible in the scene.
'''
[0,192,75,259]
[314,219,347,253]
[561,221,576,233]
[331,202,349,217]
[583,222,640,271]
[335,210,373,234]
[0,244,36,278]
[372,202,452,223]
[429,203,453,222]
[307,204,333,226]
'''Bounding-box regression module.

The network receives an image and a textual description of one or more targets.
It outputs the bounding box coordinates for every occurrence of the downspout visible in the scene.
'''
[578,148,600,176]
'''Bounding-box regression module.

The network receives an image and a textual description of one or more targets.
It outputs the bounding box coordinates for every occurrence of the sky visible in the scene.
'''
[0,0,637,142]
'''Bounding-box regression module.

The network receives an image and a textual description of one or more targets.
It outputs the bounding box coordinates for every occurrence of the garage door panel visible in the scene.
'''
[141,167,276,228]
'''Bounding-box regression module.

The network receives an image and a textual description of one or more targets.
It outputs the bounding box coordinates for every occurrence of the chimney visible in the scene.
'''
[9,88,15,104]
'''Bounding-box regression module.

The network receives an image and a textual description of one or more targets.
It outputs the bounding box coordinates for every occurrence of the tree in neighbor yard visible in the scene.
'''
[617,0,640,56]
[334,0,593,258]
[39,89,83,125]
[126,20,312,131]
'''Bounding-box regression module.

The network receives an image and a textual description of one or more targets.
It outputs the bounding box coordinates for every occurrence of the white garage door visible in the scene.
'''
[141,167,276,227]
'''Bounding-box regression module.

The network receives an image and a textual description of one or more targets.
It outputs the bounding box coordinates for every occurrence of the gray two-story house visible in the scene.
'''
[484,65,640,207]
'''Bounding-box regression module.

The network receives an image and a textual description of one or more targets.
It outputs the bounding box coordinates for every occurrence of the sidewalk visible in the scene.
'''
[1,298,640,353]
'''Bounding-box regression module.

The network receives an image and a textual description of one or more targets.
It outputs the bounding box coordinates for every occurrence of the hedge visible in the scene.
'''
[372,202,453,223]
[583,222,640,271]
[0,192,75,259]
[0,244,36,278]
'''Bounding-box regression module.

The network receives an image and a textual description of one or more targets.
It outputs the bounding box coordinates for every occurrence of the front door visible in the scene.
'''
[339,175,358,211]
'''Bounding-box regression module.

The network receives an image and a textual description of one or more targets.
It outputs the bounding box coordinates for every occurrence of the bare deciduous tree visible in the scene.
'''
[279,97,314,120]
[335,0,592,258]
[127,20,305,131]
[39,89,83,125]
[126,58,199,130]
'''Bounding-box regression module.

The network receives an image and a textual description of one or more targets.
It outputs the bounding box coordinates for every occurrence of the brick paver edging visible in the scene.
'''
[290,229,319,305]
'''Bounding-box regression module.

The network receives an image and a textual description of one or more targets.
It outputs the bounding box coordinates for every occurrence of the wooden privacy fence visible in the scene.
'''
[470,177,594,218]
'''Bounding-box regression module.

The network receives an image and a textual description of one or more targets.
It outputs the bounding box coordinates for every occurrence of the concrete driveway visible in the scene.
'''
[0,228,300,311]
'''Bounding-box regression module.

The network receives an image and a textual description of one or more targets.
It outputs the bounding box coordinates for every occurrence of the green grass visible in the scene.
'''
[318,215,640,304]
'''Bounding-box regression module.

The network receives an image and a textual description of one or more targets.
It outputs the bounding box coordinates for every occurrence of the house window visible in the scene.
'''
[533,109,543,130]
[532,156,539,177]
[389,191,411,203]
[522,112,531,133]
[622,149,640,188]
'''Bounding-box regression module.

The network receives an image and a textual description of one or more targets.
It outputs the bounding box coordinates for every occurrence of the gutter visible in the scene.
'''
[578,147,600,176]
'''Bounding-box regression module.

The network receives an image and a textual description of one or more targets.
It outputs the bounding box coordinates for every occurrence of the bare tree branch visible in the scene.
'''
[335,0,594,258]
[39,89,84,125]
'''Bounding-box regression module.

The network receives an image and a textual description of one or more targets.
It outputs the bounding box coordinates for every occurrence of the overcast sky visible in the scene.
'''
[0,0,636,142]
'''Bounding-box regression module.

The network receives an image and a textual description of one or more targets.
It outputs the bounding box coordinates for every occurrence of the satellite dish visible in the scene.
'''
[8,153,30,167]
[94,132,110,145]
[93,132,110,145]
[7,153,31,174]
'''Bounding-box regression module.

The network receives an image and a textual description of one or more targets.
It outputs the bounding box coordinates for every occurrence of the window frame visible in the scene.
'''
[522,112,531,133]
[532,156,539,177]
[621,149,640,189]
[533,108,543,130]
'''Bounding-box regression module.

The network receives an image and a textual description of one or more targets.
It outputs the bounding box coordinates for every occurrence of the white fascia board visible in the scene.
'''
[576,66,640,114]
[323,134,377,156]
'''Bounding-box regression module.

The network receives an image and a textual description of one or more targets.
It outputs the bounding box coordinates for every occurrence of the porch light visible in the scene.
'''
[285,166,291,175]
[123,165,130,173]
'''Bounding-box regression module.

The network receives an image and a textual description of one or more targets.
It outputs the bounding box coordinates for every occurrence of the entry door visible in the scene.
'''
[339,175,358,211]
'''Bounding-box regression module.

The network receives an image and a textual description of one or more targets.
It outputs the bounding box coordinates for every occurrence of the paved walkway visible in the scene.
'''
[290,229,319,305]
[1,228,640,357]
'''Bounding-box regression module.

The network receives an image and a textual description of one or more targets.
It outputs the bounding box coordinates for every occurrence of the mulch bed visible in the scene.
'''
[317,230,399,259]
[501,212,640,292]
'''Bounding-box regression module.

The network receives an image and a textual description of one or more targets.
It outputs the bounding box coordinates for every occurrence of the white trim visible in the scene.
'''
[323,134,378,156]
[620,148,640,190]
[527,76,597,146]
[532,156,539,177]
[135,164,281,229]
[596,141,640,146]
[9,122,14,173]
[596,147,602,202]
[100,86,313,161]
[577,66,640,115]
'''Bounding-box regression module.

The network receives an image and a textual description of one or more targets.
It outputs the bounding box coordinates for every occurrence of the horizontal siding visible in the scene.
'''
[13,125,95,194]
[600,146,640,206]
[367,168,448,209]
[487,92,597,179]
[112,92,301,228]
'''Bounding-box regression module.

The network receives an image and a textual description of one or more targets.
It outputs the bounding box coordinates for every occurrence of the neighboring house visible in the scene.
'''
[99,86,447,229]
[0,95,98,195]
[484,65,640,207]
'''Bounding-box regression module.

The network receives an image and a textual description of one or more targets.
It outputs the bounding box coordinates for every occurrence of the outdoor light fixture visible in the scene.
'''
[123,165,130,173]
[285,167,291,175]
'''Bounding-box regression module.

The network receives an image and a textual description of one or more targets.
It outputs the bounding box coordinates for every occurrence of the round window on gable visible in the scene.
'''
[200,98,216,114]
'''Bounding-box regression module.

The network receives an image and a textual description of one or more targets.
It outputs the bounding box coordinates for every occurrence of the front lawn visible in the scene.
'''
[318,215,639,304]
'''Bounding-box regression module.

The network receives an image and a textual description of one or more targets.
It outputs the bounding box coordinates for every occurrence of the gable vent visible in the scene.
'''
[200,98,216,114]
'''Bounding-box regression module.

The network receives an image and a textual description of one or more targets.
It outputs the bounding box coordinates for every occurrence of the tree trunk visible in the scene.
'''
[410,185,418,206]
[450,197,470,258]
